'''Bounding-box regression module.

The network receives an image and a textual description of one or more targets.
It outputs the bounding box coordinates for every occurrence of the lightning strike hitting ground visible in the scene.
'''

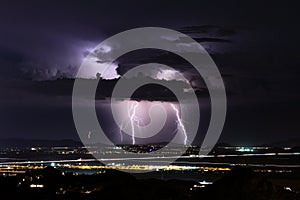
[87,131,92,139]
[128,101,139,145]
[171,104,187,145]
[119,120,124,142]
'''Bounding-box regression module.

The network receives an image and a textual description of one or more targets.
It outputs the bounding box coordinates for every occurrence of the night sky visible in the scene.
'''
[0,0,299,145]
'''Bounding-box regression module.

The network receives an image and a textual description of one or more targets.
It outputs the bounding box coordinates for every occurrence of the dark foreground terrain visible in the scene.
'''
[0,167,299,200]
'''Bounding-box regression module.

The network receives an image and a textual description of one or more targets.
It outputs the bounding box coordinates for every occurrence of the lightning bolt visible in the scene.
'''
[119,120,124,142]
[88,131,92,139]
[118,101,148,144]
[171,104,187,145]
[128,101,139,145]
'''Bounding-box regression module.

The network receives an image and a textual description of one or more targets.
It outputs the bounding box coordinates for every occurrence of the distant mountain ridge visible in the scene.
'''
[0,138,299,149]
[262,138,300,148]
[0,139,83,148]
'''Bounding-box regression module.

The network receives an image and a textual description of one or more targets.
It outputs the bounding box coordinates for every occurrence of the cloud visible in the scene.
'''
[21,64,78,80]
[178,25,238,37]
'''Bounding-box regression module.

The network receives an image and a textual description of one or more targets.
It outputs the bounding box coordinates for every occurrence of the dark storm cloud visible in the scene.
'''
[0,0,266,80]
[0,0,297,80]
[179,25,238,37]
